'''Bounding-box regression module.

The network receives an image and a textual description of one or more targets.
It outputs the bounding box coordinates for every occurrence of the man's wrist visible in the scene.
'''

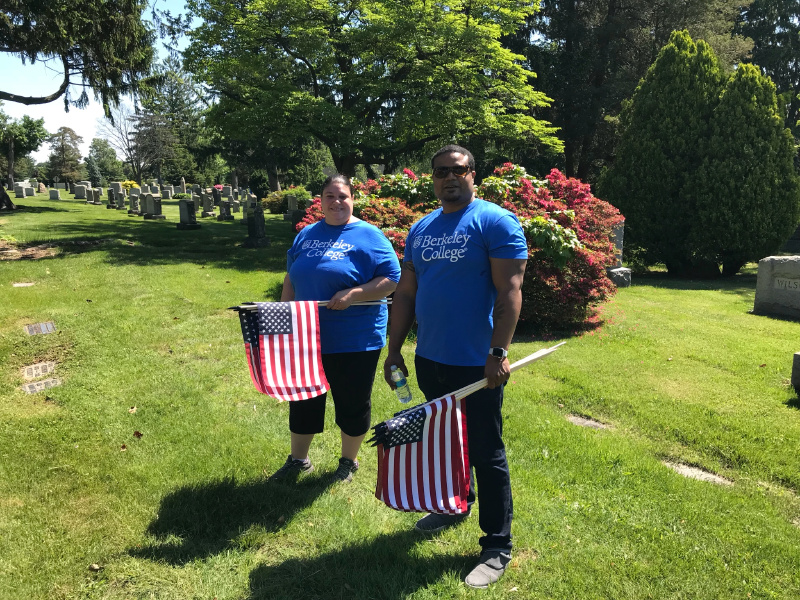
[488,347,508,359]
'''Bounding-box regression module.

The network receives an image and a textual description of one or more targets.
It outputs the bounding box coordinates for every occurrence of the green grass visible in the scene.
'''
[1,193,799,599]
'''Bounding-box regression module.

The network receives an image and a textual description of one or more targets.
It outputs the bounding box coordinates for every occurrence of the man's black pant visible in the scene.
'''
[415,355,513,552]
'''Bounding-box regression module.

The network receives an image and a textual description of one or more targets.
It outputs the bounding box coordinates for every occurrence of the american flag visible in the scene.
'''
[374,395,470,514]
[238,301,329,402]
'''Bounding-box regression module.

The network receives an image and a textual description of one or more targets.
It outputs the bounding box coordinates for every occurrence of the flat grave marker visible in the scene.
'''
[21,362,56,380]
[12,282,35,287]
[21,378,62,394]
[24,322,56,335]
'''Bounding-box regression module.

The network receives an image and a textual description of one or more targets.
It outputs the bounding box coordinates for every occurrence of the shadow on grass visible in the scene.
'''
[4,204,72,214]
[786,395,800,410]
[130,475,335,565]
[630,271,757,297]
[18,214,296,273]
[246,529,469,600]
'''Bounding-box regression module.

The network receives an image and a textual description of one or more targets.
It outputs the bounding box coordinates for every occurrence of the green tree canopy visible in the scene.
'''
[87,138,125,184]
[0,0,156,114]
[183,0,562,176]
[597,31,724,275]
[0,104,49,187]
[692,63,800,275]
[47,126,83,183]
[598,31,800,277]
[736,0,800,136]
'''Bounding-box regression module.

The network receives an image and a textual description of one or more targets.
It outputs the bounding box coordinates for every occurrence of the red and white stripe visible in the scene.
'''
[376,395,470,514]
[259,301,329,402]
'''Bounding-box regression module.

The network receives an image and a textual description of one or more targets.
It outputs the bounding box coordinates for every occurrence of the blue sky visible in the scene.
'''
[0,0,190,161]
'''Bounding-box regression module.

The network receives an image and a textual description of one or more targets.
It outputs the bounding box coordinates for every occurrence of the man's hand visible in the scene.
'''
[484,356,511,389]
[384,352,408,388]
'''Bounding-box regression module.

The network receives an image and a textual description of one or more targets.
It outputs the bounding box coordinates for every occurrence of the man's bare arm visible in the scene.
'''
[485,257,527,388]
[383,261,418,386]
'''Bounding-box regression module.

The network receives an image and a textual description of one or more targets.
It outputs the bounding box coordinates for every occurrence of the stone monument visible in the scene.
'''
[244,204,270,248]
[217,200,235,221]
[177,199,201,230]
[753,256,800,320]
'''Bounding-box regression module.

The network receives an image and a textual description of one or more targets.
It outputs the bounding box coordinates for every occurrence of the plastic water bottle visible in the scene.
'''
[390,365,412,404]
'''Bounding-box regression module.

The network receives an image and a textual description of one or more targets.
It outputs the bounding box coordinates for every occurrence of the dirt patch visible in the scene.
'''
[566,414,609,429]
[663,461,733,486]
[0,239,59,260]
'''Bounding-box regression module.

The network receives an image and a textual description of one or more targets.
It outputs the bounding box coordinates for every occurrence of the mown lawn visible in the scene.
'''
[1,193,799,599]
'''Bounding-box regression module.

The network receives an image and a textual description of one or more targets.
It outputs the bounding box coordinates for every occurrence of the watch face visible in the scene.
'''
[490,347,506,358]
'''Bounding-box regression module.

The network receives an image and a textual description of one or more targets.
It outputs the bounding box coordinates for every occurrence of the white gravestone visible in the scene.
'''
[753,256,800,320]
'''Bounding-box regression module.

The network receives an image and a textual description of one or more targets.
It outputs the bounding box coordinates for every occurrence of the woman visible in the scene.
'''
[272,174,401,483]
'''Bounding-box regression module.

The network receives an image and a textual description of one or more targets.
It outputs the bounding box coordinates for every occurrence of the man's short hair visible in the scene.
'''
[431,145,475,171]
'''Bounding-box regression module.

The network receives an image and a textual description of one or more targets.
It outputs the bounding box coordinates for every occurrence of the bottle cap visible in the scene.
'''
[390,365,398,371]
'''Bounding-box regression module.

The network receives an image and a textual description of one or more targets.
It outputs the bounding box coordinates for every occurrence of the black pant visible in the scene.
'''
[289,350,381,437]
[415,355,513,552]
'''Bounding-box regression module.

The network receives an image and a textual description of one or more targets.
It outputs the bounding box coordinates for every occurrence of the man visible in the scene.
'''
[384,144,527,588]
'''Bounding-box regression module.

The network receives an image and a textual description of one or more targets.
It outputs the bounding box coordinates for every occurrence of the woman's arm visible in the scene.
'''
[325,275,398,310]
[280,273,295,301]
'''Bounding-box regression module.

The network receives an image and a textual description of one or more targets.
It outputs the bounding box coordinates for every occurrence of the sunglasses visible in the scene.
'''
[432,165,472,179]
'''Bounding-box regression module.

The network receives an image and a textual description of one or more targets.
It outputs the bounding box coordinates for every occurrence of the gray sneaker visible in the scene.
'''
[414,511,470,534]
[332,457,359,483]
[464,550,512,589]
[269,455,314,481]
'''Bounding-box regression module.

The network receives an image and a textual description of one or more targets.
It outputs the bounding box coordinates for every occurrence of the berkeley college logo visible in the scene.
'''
[414,232,471,263]
[302,239,354,260]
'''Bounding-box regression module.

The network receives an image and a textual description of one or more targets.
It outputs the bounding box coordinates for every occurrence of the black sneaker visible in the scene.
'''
[333,457,359,483]
[464,550,512,589]
[414,511,470,533]
[269,455,314,481]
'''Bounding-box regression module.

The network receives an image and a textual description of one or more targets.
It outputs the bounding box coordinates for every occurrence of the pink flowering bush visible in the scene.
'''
[479,164,624,330]
[296,163,622,330]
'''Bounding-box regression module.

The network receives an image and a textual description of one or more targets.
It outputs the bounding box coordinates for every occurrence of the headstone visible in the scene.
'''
[68,182,74,194]
[191,193,200,214]
[74,185,87,200]
[162,188,173,199]
[217,200,235,221]
[128,194,140,216]
[753,256,800,320]
[49,189,61,200]
[30,178,38,189]
[177,199,201,230]
[286,194,298,212]
[37,182,46,194]
[792,351,800,396]
[115,191,126,210]
[608,267,632,288]
[106,189,117,209]
[244,204,270,247]
[231,199,240,213]
[14,185,24,198]
[143,194,166,220]
[212,187,222,206]
[140,193,153,217]
[222,185,232,198]
[79,180,91,188]
[24,186,34,196]
[111,182,123,195]
[180,177,186,193]
[610,221,625,268]
[55,183,66,190]
[192,184,201,195]
[201,193,215,218]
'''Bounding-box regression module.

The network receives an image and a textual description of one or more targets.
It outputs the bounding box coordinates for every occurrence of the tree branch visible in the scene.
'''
[0,55,71,105]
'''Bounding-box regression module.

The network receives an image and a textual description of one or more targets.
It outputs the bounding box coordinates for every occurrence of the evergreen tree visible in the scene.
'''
[47,127,83,183]
[87,138,125,183]
[597,31,724,275]
[692,64,800,275]
[85,156,103,187]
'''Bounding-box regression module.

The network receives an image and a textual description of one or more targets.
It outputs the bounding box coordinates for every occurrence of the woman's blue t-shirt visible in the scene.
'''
[406,199,528,366]
[287,219,401,354]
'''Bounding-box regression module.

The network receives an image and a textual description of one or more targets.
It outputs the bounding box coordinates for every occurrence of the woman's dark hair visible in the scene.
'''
[321,174,355,197]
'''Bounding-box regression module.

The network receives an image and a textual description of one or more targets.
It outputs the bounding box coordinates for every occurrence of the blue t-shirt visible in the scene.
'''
[287,219,401,354]
[406,199,528,366]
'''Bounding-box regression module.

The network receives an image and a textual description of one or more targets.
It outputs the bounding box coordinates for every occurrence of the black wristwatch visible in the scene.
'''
[489,347,508,359]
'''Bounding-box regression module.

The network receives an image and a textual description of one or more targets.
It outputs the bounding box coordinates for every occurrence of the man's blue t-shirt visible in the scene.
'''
[406,199,528,367]
[287,219,401,354]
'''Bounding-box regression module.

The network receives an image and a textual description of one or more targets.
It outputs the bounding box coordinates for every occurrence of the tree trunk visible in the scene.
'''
[267,166,281,192]
[6,136,14,190]
[232,170,239,190]
[332,154,357,177]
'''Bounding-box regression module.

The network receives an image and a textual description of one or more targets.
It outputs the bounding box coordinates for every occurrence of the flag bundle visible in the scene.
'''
[238,301,329,402]
[371,394,470,514]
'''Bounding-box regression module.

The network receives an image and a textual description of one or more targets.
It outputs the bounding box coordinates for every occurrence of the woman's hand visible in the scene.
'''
[326,289,355,310]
